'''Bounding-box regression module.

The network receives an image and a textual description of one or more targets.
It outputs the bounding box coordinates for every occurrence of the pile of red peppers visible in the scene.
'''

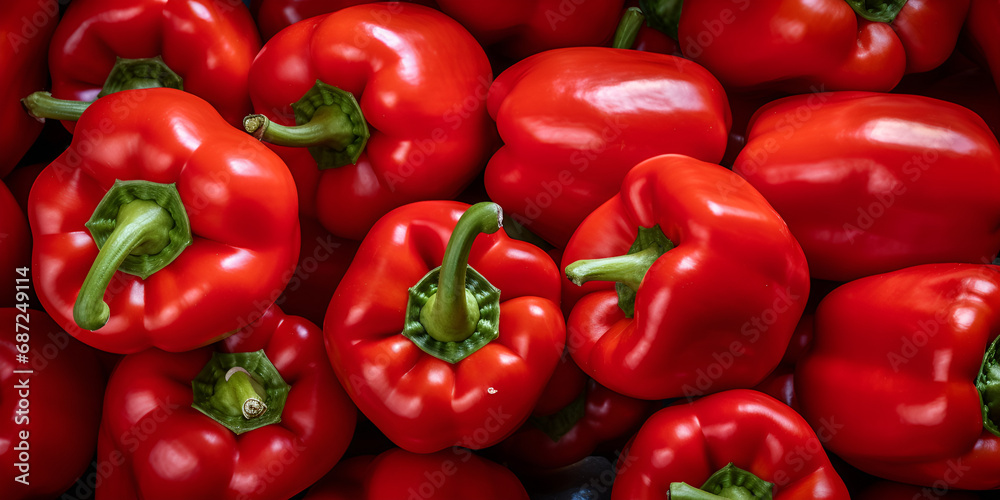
[3,0,1000,499]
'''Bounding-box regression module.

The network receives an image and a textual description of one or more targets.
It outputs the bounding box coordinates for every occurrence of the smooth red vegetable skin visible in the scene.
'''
[434,0,625,59]
[562,155,809,400]
[1,182,30,308]
[96,306,356,500]
[250,0,438,40]
[967,0,1000,95]
[2,309,105,500]
[0,2,57,177]
[248,3,495,240]
[485,48,730,247]
[325,201,565,453]
[679,0,967,92]
[612,390,850,500]
[734,92,1000,282]
[48,0,260,128]
[304,449,529,500]
[30,88,299,353]
[796,264,1000,488]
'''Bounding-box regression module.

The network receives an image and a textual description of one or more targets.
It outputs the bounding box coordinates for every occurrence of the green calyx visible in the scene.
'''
[74,180,192,331]
[402,202,504,364]
[191,350,290,435]
[977,335,1000,437]
[243,80,369,169]
[669,463,774,500]
[528,388,588,442]
[639,0,683,40]
[564,225,674,318]
[22,56,182,122]
[612,7,647,50]
[843,0,908,23]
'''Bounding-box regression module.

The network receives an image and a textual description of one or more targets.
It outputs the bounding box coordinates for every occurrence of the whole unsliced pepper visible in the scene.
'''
[324,201,565,453]
[796,263,1000,489]
[249,0,437,41]
[649,0,969,93]
[43,0,260,129]
[29,88,300,354]
[96,305,356,500]
[966,0,1000,95]
[304,449,529,500]
[485,47,730,247]
[245,3,495,240]
[612,389,850,500]
[0,1,58,177]
[734,91,1000,282]
[2,309,105,500]
[1,181,30,308]
[561,154,809,400]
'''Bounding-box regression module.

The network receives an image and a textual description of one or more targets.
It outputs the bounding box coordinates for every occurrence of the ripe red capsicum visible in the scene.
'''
[966,0,1000,95]
[29,88,300,354]
[2,309,105,500]
[651,0,968,92]
[561,154,809,400]
[43,0,260,129]
[249,0,438,41]
[485,47,731,248]
[796,263,1000,489]
[499,354,655,470]
[1,181,30,308]
[324,201,565,453]
[245,3,495,240]
[0,1,57,177]
[734,91,1000,282]
[96,305,356,500]
[612,389,850,500]
[303,449,529,500]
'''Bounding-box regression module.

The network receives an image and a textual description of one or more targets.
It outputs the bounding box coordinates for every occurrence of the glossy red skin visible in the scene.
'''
[500,373,656,470]
[796,264,1000,489]
[485,47,731,248]
[1,309,105,500]
[967,0,1000,95]
[612,390,849,500]
[324,201,565,453]
[752,312,813,410]
[48,0,260,129]
[855,480,982,500]
[276,217,359,327]
[96,306,356,500]
[305,449,529,500]
[248,3,495,240]
[29,88,300,354]
[0,2,57,177]
[561,155,809,400]
[1,182,30,308]
[734,91,1000,282]
[434,0,625,59]
[250,0,438,40]
[678,0,967,92]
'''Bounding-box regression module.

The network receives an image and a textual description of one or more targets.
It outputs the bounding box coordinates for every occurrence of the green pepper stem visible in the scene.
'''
[564,246,661,291]
[217,368,268,420]
[670,483,756,500]
[844,0,908,23]
[670,463,773,500]
[639,0,684,40]
[191,351,290,435]
[244,105,357,150]
[978,335,1000,437]
[21,91,92,121]
[419,202,503,343]
[74,200,174,331]
[612,7,646,49]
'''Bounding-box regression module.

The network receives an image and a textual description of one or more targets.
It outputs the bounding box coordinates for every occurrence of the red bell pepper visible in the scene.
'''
[1,180,30,308]
[561,154,809,400]
[249,0,438,41]
[434,0,626,60]
[45,0,260,128]
[796,263,1000,489]
[752,312,813,410]
[966,0,1000,95]
[2,308,105,500]
[734,91,1000,282]
[304,449,529,500]
[652,0,968,93]
[498,353,656,470]
[324,201,565,453]
[485,47,731,248]
[612,389,850,500]
[0,1,58,177]
[96,305,356,500]
[245,3,495,240]
[29,87,300,353]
